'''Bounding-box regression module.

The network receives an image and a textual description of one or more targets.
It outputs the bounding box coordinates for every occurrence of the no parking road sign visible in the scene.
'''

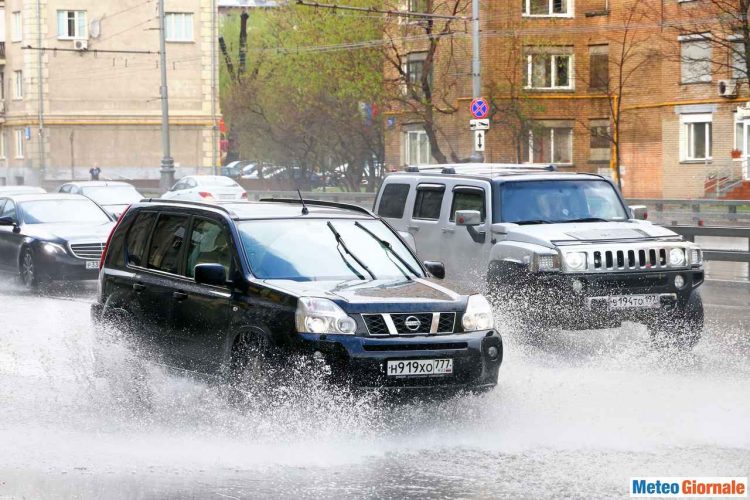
[470,97,489,119]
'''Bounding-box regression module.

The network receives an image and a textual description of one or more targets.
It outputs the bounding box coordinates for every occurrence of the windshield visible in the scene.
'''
[21,199,112,224]
[496,179,628,224]
[237,219,424,281]
[81,186,142,204]
[200,176,239,187]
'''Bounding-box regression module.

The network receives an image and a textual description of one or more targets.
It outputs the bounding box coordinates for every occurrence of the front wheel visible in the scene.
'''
[647,291,703,350]
[19,248,42,290]
[226,332,276,405]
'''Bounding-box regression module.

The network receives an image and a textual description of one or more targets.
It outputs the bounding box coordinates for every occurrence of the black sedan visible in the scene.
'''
[0,194,114,288]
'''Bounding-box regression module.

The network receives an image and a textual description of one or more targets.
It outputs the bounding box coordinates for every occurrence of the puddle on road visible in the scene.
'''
[0,279,748,498]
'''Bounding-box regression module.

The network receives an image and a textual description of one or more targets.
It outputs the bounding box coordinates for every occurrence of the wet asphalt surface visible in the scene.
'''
[0,276,748,499]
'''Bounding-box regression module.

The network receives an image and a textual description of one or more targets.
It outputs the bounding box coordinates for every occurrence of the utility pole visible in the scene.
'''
[211,0,218,175]
[158,0,175,192]
[37,0,45,181]
[470,0,484,163]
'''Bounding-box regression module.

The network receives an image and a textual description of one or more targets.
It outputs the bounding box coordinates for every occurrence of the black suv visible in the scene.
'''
[91,199,502,391]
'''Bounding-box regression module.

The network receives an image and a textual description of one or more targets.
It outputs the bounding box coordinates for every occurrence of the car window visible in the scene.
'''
[2,201,17,221]
[450,187,486,222]
[147,214,189,274]
[59,185,71,193]
[0,200,6,215]
[186,178,198,189]
[20,199,110,224]
[185,218,232,278]
[126,211,158,267]
[412,184,445,220]
[377,183,410,219]
[172,181,186,191]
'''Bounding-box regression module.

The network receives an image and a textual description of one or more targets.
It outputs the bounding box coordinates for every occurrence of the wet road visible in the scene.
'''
[0,278,748,499]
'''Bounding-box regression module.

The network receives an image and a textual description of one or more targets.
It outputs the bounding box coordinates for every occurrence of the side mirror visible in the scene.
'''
[455,210,481,226]
[423,261,445,279]
[194,263,227,286]
[0,216,17,227]
[629,205,648,220]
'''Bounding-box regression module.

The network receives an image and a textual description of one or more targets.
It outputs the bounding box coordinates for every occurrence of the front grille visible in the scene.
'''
[362,312,457,336]
[563,244,684,273]
[69,242,105,260]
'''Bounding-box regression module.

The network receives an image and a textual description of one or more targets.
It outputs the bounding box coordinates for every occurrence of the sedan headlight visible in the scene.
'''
[689,248,703,267]
[564,252,587,272]
[295,297,357,335]
[669,248,686,267]
[462,294,494,332]
[43,242,67,255]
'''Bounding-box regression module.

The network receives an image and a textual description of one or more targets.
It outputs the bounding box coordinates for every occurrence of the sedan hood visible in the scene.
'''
[503,221,681,249]
[263,277,465,313]
[23,221,115,242]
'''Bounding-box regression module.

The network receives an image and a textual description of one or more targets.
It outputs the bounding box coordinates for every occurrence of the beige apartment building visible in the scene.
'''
[0,0,219,186]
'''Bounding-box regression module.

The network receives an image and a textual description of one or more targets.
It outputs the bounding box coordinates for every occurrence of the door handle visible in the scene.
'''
[407,225,420,232]
[442,227,455,233]
[173,291,188,301]
[132,283,146,292]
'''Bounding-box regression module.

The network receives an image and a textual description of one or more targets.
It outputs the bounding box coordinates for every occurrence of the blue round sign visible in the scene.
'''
[470,98,489,119]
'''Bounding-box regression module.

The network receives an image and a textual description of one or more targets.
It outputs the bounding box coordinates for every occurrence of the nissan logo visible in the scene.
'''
[404,316,421,331]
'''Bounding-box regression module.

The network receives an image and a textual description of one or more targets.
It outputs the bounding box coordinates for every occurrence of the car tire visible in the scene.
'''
[227,331,275,405]
[647,291,703,350]
[19,247,42,290]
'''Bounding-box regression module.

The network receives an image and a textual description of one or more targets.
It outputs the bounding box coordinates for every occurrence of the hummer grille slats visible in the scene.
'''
[582,246,674,272]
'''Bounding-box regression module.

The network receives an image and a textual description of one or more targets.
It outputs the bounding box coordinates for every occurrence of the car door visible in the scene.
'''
[170,216,233,372]
[405,182,447,263]
[440,182,493,289]
[0,200,22,270]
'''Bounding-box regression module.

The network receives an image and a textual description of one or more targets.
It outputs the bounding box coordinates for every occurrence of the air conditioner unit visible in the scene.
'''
[718,79,738,98]
[73,39,88,51]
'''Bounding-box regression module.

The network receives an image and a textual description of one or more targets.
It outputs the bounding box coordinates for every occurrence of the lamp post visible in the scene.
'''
[158,0,175,192]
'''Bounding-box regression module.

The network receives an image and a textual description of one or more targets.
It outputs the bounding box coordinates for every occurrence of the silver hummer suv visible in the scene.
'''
[373,164,705,348]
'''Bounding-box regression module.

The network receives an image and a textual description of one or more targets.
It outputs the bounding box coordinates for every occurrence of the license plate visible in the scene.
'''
[602,294,660,309]
[386,359,453,377]
[85,261,100,270]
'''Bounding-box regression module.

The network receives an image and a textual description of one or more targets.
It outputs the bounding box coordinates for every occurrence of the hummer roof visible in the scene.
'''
[390,164,608,183]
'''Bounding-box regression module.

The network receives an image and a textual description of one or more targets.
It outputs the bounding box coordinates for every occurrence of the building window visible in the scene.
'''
[165,13,194,42]
[404,129,431,165]
[680,113,712,161]
[0,133,5,160]
[11,11,22,42]
[589,119,610,162]
[402,52,429,95]
[732,40,747,80]
[680,35,712,83]
[15,130,24,159]
[524,122,573,164]
[735,115,748,157]
[589,45,609,91]
[523,0,571,16]
[57,10,87,39]
[526,51,573,89]
[13,71,23,100]
[407,0,429,12]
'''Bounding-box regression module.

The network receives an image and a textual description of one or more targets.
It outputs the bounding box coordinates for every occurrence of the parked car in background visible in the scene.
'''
[0,194,114,289]
[221,161,258,179]
[57,181,143,219]
[92,198,502,392]
[0,186,47,196]
[161,175,247,202]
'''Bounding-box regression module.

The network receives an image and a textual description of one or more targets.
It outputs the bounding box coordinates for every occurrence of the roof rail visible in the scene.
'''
[139,198,235,215]
[259,197,376,217]
[404,163,557,173]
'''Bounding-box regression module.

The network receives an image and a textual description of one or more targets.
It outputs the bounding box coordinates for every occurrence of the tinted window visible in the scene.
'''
[1,201,16,220]
[126,212,157,266]
[186,218,231,278]
[0,200,6,215]
[450,188,486,222]
[59,185,71,193]
[412,185,444,220]
[20,199,110,224]
[377,183,410,219]
[147,214,189,274]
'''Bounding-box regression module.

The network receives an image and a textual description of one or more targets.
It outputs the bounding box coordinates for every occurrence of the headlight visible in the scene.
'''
[533,253,560,272]
[564,252,587,272]
[669,248,686,267]
[462,294,494,331]
[689,248,703,266]
[295,297,357,335]
[43,243,66,255]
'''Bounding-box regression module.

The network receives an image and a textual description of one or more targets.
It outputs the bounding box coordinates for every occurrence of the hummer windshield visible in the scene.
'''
[495,179,629,224]
[237,218,424,281]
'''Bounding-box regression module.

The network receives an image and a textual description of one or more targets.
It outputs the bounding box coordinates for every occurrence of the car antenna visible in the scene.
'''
[297,188,309,215]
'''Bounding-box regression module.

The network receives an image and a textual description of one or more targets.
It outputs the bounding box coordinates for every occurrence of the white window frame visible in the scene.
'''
[403,128,431,166]
[13,71,23,100]
[11,11,22,43]
[57,10,87,40]
[680,113,712,161]
[165,12,194,42]
[15,130,24,159]
[679,34,712,84]
[527,124,574,165]
[525,53,574,90]
[523,0,573,17]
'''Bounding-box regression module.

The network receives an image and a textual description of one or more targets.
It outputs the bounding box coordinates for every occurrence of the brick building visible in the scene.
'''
[384,0,750,199]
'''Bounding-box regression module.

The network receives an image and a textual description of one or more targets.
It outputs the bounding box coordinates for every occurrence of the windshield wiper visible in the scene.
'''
[562,217,610,223]
[354,221,418,280]
[513,219,552,225]
[327,221,375,280]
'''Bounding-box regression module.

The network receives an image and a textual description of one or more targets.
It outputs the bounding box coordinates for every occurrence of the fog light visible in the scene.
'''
[487,346,499,360]
[674,274,685,289]
[571,279,584,293]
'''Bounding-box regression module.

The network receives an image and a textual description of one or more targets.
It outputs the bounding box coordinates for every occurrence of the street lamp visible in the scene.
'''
[158,0,175,192]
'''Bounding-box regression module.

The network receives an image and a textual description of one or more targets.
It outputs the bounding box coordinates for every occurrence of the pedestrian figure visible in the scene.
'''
[89,165,101,181]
